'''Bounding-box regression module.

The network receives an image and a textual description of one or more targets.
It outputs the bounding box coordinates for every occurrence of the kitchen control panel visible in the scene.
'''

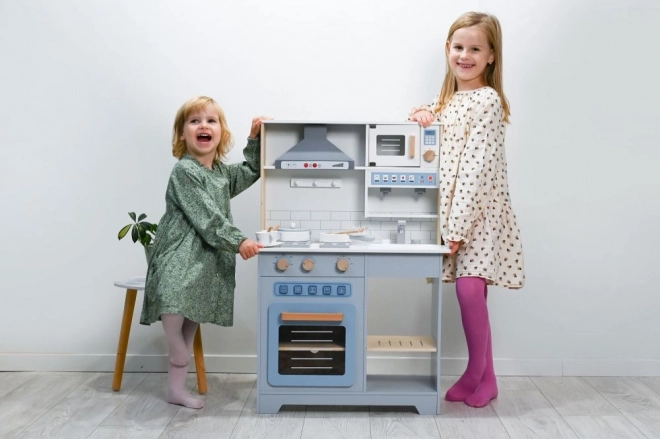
[274,282,352,297]
[265,254,365,277]
[279,161,351,170]
[368,171,438,187]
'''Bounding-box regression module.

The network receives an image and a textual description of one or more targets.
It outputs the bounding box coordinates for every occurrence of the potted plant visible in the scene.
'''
[118,212,158,263]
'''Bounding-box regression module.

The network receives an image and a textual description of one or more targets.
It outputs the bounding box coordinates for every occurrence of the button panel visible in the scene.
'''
[275,283,352,297]
[369,171,438,187]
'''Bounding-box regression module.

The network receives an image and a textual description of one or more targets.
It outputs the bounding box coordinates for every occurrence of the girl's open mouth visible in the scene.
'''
[197,133,212,143]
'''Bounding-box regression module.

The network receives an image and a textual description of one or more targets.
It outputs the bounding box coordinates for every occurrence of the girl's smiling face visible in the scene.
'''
[446,25,495,91]
[180,105,222,167]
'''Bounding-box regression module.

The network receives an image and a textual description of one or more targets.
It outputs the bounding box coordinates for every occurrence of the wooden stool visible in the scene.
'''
[112,276,207,394]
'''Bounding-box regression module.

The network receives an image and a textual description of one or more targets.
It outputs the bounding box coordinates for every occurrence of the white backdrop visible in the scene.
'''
[1,0,659,376]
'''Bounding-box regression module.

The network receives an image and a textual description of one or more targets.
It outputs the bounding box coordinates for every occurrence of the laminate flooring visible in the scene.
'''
[1,372,659,438]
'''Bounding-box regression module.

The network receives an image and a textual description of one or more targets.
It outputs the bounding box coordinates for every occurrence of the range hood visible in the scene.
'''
[275,125,354,170]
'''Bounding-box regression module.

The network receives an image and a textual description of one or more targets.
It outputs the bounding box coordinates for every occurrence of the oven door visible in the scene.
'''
[267,302,356,387]
[368,124,421,167]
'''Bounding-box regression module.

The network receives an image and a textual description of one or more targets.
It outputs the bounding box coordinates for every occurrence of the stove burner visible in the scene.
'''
[319,242,350,249]
[280,241,312,248]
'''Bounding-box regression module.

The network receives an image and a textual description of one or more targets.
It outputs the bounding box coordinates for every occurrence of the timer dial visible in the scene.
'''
[336,258,350,272]
[423,150,436,163]
[276,258,289,272]
[302,258,315,272]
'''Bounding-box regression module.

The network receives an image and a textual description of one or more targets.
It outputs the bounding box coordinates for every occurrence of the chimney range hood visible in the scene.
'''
[275,125,354,170]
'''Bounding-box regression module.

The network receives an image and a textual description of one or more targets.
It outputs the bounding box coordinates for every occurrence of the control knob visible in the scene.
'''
[336,258,350,272]
[276,258,289,272]
[301,258,315,272]
[423,150,436,163]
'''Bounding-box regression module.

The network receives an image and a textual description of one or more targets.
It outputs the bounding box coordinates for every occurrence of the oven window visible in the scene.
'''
[278,325,346,375]
[376,135,405,156]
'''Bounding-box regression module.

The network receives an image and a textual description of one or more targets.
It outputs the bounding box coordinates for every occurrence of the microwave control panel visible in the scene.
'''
[368,170,438,187]
[423,128,438,146]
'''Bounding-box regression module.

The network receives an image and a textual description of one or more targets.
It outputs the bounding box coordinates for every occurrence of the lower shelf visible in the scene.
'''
[366,374,437,394]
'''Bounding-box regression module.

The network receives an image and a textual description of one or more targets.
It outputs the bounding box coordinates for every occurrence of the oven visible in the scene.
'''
[367,123,440,168]
[258,252,365,391]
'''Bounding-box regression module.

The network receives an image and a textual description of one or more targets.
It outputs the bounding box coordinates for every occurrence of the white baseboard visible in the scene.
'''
[562,359,660,376]
[1,354,659,376]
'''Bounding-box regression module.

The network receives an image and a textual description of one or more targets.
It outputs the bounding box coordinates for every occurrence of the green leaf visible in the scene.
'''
[144,235,152,246]
[129,212,137,222]
[152,224,158,233]
[138,213,146,221]
[118,224,131,240]
[131,226,138,243]
[139,221,153,230]
[136,224,146,240]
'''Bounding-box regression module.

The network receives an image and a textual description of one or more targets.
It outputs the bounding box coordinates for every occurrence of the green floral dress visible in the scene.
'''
[140,138,260,326]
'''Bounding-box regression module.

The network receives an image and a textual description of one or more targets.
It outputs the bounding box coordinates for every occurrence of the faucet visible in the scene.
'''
[397,220,406,244]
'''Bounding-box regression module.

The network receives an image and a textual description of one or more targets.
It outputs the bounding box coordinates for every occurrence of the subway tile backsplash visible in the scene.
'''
[265,210,437,244]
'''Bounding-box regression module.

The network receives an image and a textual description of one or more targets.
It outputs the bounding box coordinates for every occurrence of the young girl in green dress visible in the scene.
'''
[140,96,269,408]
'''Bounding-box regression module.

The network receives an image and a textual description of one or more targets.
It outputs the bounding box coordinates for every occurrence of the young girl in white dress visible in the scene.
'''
[409,11,525,408]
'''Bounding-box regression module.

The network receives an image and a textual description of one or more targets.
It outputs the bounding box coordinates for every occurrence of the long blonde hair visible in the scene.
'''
[171,96,233,162]
[435,12,510,123]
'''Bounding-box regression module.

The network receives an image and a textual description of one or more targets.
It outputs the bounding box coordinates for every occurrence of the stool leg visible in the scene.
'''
[193,326,207,394]
[112,289,137,391]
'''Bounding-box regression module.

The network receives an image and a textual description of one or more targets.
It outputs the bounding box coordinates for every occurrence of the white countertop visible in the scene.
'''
[259,243,450,254]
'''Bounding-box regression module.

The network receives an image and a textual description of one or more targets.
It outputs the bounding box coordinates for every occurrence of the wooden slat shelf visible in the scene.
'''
[367,335,437,352]
[279,342,345,352]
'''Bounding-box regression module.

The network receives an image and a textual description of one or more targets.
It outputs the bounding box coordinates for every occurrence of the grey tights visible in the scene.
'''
[161,314,205,409]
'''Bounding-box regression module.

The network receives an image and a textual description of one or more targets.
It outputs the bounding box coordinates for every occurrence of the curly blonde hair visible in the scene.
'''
[172,96,233,162]
[435,12,510,123]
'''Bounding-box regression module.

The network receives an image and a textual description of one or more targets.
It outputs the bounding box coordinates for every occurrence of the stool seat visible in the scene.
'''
[112,276,207,394]
[114,276,147,290]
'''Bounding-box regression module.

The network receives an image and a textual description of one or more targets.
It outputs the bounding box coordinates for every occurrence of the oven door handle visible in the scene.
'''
[280,312,344,322]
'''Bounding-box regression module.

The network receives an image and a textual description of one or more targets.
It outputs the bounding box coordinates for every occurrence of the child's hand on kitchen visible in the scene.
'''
[239,239,263,260]
[410,110,435,128]
[249,116,273,139]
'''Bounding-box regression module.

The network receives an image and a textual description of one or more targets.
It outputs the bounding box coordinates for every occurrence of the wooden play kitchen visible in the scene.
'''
[256,121,449,415]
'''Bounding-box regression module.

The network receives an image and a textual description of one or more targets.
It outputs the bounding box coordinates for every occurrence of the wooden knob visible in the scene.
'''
[302,258,315,272]
[336,258,349,272]
[276,258,289,272]
[423,150,436,163]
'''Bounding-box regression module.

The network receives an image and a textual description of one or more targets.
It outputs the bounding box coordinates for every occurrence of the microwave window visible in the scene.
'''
[376,135,405,156]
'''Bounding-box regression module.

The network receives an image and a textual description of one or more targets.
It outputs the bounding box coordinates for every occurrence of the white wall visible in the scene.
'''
[1,0,659,376]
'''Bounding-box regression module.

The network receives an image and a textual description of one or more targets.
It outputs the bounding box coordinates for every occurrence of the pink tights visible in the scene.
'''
[445,277,498,407]
[161,314,205,409]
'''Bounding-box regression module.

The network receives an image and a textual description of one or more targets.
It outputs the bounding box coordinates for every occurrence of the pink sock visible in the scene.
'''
[445,277,490,402]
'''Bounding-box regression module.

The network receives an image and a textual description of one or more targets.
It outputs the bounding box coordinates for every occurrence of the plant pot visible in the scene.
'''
[144,244,155,265]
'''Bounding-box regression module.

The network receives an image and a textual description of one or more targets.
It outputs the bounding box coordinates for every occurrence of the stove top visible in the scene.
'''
[280,241,352,249]
[279,241,312,248]
[319,242,350,249]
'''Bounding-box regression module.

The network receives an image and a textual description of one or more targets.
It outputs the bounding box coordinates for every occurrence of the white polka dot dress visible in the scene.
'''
[412,87,525,289]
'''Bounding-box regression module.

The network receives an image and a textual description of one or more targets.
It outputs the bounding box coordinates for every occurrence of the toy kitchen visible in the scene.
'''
[256,121,450,415]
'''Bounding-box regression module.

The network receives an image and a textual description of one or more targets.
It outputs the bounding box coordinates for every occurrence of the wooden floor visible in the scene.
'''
[1,372,660,438]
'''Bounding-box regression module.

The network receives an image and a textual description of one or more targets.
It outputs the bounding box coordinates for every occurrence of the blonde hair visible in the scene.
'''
[172,96,233,162]
[435,12,510,123]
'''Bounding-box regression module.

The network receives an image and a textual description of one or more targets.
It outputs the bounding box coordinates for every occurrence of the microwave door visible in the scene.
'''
[368,125,420,167]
